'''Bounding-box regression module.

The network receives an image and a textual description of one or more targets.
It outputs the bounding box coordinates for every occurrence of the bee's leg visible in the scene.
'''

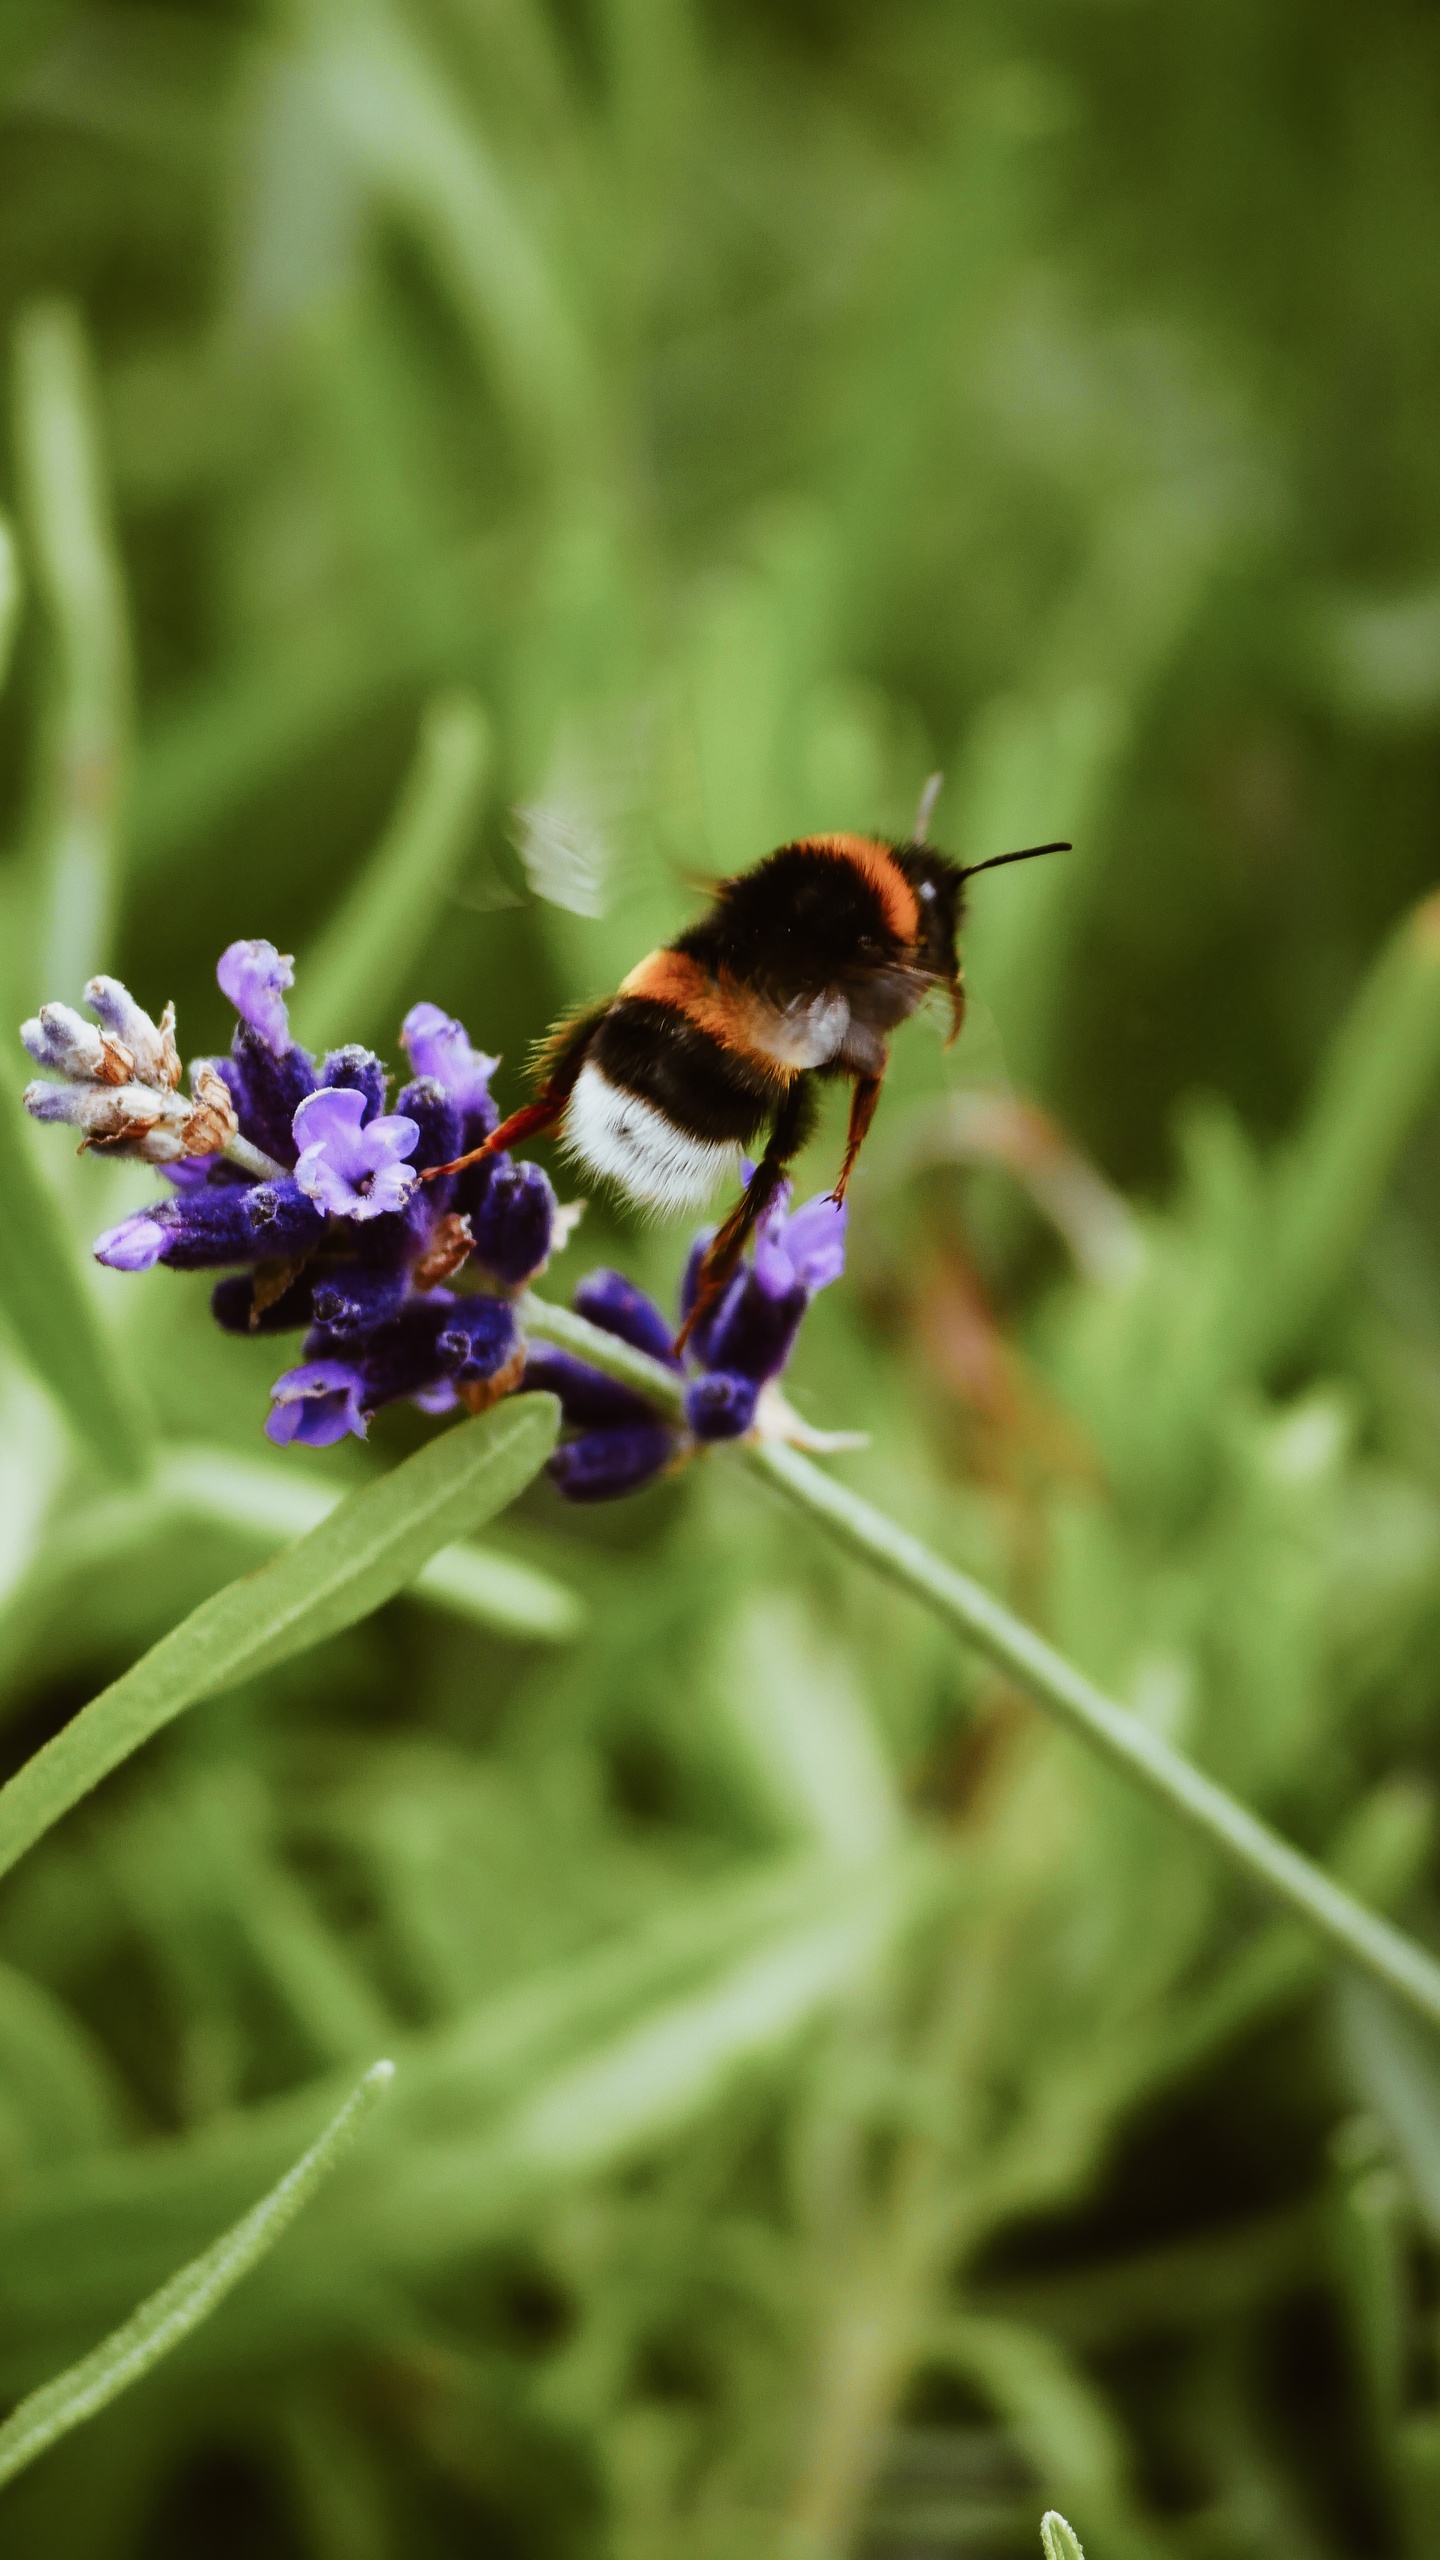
[673,1079,814,1355]
[829,1072,883,1205]
[421,1009,603,1184]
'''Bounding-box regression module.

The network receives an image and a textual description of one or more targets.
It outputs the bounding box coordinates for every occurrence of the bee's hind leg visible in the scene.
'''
[421,1005,606,1184]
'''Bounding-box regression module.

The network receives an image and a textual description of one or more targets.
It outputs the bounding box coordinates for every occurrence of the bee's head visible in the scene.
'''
[893,836,1069,1043]
[892,843,967,979]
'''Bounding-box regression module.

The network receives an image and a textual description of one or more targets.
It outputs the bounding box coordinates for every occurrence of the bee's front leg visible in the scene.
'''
[673,1076,815,1357]
[829,1072,883,1205]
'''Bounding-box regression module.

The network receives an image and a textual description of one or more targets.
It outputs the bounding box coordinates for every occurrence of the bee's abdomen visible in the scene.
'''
[563,999,779,1212]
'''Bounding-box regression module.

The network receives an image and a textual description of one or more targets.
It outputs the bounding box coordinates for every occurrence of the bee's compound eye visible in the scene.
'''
[919,881,936,900]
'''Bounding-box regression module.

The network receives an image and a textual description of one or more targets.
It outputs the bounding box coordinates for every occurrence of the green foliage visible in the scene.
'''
[0,1396,559,1883]
[5,5,1440,2558]
[0,2060,392,2491]
[0,1069,150,1482]
[290,691,493,1053]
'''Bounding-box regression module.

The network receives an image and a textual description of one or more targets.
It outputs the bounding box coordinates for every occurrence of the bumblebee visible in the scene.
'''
[428,828,1066,1337]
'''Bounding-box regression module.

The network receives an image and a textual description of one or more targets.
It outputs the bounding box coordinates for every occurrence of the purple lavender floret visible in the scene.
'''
[538,1183,846,1499]
[266,1359,368,1448]
[293,1088,419,1221]
[437,1296,519,1386]
[217,940,294,1056]
[400,1003,498,1132]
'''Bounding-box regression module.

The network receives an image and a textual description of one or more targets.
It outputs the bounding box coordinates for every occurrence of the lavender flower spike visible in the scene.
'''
[217,940,295,1056]
[292,1087,419,1221]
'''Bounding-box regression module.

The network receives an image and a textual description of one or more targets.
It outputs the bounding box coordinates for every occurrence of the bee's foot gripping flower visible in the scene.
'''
[531,1185,848,1502]
[20,941,559,1448]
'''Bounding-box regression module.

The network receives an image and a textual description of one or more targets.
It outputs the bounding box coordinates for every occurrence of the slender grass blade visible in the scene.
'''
[0,2060,392,2491]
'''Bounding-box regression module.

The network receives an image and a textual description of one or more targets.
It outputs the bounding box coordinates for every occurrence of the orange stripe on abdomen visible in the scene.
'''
[619,949,795,1082]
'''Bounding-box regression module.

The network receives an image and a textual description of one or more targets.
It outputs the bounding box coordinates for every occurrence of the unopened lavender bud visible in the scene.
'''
[320,1046,387,1122]
[222,1036,315,1169]
[703,1277,807,1386]
[685,1369,759,1440]
[548,1423,676,1503]
[572,1270,680,1366]
[471,1157,556,1286]
[437,1296,519,1383]
[395,1077,463,1179]
[523,1345,656,1429]
[93,1212,169,1272]
[311,1260,411,1336]
[545,1423,676,1495]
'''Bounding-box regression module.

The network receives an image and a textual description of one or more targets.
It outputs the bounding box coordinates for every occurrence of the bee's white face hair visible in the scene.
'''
[563,1061,741,1212]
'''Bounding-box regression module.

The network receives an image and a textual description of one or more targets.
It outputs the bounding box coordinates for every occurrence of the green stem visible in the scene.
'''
[224,1132,287,1183]
[519,1293,1440,2033]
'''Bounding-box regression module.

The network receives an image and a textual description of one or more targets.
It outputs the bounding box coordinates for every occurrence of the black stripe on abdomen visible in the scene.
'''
[592,1000,780,1143]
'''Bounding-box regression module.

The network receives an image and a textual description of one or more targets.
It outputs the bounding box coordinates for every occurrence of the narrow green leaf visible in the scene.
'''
[0,1394,558,1883]
[933,2319,1147,2557]
[0,1072,150,1480]
[1262,890,1440,1365]
[156,1443,584,1641]
[1041,2514,1086,2560]
[0,1961,125,2166]
[0,1855,913,2371]
[305,1,592,455]
[0,2060,392,2492]
[1340,1978,1440,2239]
[291,691,492,1051]
[13,300,132,998]
[0,510,21,697]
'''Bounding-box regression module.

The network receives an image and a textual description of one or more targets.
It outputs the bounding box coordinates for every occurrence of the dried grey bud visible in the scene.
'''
[23,1075,190,1161]
[84,977,180,1091]
[181,1061,239,1158]
[20,1002,118,1083]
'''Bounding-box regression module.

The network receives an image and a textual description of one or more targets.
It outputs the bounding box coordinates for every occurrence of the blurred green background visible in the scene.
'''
[6,1,1440,2553]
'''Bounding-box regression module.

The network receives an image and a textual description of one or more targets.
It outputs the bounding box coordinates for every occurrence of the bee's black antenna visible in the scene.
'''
[961,839,1071,881]
[912,771,944,843]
